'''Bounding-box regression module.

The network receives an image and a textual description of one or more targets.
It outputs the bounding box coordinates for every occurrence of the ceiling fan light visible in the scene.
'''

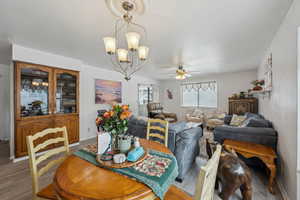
[175,74,186,80]
[126,32,140,51]
[117,49,129,63]
[138,46,149,60]
[103,37,116,54]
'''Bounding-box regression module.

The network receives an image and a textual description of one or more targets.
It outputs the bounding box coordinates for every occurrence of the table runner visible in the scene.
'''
[73,148,178,200]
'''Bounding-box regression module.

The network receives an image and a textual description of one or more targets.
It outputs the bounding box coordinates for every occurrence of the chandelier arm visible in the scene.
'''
[131,22,148,43]
[109,56,127,75]
[114,18,124,47]
[127,60,147,77]
[130,50,134,68]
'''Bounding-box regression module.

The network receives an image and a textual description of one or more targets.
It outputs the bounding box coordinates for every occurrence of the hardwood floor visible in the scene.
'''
[0,139,93,200]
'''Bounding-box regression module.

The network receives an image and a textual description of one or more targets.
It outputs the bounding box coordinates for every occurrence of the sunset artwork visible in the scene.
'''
[95,79,122,104]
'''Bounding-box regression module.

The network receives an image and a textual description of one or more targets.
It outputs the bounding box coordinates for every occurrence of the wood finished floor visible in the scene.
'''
[0,139,93,200]
[0,137,283,200]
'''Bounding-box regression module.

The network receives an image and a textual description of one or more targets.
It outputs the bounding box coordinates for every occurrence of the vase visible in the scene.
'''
[110,134,119,152]
[118,135,132,153]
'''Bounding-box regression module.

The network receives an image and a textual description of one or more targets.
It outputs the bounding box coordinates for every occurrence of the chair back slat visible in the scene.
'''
[35,146,68,165]
[146,119,169,147]
[34,137,66,153]
[26,126,69,196]
[148,126,166,133]
[31,127,66,140]
[38,156,66,177]
[194,145,221,200]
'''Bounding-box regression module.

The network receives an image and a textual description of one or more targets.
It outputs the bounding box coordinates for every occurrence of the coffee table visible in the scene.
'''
[224,139,277,194]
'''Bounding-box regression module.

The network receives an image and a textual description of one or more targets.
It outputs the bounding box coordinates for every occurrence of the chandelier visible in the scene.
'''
[103,1,149,81]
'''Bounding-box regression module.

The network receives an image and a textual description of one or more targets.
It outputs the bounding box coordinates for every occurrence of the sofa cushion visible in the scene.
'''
[230,114,247,126]
[242,117,272,128]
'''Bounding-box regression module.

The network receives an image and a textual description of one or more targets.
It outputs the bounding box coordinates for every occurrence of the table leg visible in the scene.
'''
[266,163,276,194]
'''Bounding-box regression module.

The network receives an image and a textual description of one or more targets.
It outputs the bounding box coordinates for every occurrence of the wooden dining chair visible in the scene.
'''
[146,118,169,147]
[158,145,222,200]
[26,127,70,200]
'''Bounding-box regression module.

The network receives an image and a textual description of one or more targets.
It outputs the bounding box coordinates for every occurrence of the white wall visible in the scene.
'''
[257,1,300,199]
[11,44,158,157]
[159,70,257,120]
[298,27,300,200]
[0,64,10,140]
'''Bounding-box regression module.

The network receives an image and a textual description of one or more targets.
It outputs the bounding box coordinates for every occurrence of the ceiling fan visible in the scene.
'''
[175,65,192,80]
[162,64,193,80]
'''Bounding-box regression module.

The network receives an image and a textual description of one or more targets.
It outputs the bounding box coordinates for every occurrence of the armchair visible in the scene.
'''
[147,102,177,123]
[185,109,205,123]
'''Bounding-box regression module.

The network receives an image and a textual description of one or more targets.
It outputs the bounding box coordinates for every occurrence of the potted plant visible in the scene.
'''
[96,104,132,151]
[251,80,265,91]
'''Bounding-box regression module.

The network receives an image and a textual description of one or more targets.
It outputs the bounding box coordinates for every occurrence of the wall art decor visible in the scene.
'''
[95,79,122,104]
[166,89,173,100]
[264,53,272,92]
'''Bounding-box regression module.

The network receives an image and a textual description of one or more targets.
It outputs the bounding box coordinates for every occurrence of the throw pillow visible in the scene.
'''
[214,113,226,119]
[185,122,201,129]
[242,117,271,128]
[230,114,247,126]
[191,109,203,117]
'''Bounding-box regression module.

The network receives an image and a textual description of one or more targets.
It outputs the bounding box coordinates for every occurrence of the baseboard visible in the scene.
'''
[11,142,80,163]
[277,179,290,200]
[80,135,96,141]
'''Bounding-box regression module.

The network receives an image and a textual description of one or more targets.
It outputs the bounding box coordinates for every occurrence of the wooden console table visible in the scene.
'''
[224,139,277,194]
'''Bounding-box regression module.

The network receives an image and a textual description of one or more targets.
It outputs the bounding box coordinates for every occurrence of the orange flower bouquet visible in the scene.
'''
[96,104,132,139]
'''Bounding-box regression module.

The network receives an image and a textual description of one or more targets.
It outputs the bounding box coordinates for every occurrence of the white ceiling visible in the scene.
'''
[0,0,293,79]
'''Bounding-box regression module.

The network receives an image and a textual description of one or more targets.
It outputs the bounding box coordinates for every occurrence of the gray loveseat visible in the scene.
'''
[126,116,203,181]
[214,113,277,150]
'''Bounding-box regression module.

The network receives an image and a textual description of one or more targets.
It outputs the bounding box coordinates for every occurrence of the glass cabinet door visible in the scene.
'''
[55,71,78,114]
[20,67,50,117]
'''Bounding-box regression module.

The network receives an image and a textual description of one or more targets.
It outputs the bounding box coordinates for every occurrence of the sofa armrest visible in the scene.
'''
[175,127,203,179]
[177,127,203,140]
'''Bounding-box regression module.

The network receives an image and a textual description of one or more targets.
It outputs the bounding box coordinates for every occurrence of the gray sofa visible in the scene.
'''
[214,113,277,150]
[126,116,203,181]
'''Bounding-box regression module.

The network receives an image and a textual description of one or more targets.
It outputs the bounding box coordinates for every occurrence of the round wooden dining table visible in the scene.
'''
[53,139,172,200]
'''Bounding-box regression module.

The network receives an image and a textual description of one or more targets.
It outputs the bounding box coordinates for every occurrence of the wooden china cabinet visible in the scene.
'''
[14,62,79,158]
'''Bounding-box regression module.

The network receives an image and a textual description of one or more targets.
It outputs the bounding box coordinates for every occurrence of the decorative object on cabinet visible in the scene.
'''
[95,79,122,105]
[228,97,258,115]
[14,62,79,158]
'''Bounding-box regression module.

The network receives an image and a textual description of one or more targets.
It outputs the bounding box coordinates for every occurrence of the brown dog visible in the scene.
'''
[206,139,252,200]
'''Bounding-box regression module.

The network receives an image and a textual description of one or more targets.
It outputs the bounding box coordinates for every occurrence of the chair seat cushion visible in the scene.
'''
[155,185,192,200]
[37,183,57,200]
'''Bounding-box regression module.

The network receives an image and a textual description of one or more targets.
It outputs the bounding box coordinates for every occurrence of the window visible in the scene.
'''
[138,84,153,105]
[181,81,217,108]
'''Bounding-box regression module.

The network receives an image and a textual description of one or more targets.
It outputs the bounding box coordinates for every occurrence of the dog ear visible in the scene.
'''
[223,145,238,157]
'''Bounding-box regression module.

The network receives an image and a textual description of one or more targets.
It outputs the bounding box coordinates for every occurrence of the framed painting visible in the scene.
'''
[95,79,122,104]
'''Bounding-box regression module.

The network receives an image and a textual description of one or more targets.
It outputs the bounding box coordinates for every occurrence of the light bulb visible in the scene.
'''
[117,49,128,63]
[126,32,140,51]
[103,37,116,54]
[138,46,149,61]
